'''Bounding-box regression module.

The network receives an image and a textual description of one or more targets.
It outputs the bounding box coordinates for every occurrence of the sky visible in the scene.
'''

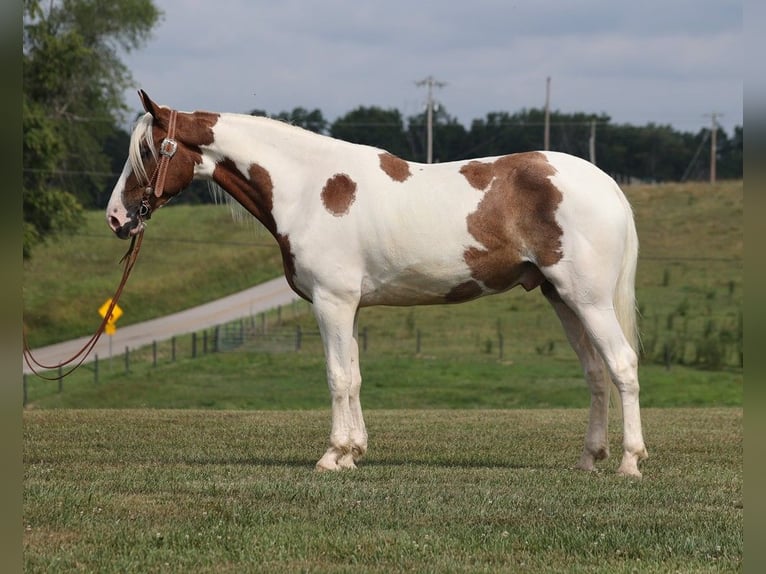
[120,0,743,136]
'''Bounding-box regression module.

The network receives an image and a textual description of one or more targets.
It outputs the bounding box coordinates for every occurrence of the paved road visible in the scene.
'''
[23,276,302,374]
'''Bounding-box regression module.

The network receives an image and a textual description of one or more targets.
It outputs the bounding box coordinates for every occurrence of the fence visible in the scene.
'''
[24,256,743,405]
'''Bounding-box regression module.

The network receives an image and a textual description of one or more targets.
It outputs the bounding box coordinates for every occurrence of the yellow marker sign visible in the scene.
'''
[99,298,123,335]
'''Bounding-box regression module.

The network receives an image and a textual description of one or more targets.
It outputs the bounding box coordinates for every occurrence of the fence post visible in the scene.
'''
[203,330,208,354]
[192,332,197,359]
[171,336,176,362]
[416,329,422,354]
[295,325,302,351]
[261,312,266,334]
[94,354,99,384]
[214,326,220,352]
[152,341,157,367]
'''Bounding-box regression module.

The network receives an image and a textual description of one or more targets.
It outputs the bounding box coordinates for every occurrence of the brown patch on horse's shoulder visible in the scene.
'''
[212,159,278,235]
[460,160,494,190]
[321,173,357,216]
[379,152,411,182]
[249,163,274,196]
[462,152,564,291]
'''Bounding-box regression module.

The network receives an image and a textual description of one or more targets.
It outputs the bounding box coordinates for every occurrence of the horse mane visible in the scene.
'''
[128,113,156,186]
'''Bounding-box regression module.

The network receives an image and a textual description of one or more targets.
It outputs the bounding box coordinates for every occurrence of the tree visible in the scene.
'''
[330,107,411,159]
[23,0,161,257]
[406,106,467,163]
[272,107,328,134]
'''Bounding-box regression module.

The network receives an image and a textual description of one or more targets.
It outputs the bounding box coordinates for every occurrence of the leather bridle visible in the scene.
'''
[138,108,179,222]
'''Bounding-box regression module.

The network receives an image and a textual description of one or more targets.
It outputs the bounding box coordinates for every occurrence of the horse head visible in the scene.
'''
[106,90,218,238]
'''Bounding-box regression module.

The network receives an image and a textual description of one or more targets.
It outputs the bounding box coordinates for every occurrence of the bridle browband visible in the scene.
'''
[22,108,180,380]
[138,108,179,222]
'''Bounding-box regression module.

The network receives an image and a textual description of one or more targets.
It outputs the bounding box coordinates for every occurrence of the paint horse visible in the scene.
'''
[107,91,648,476]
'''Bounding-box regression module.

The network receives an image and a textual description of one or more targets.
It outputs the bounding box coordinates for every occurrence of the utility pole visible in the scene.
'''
[705,112,722,184]
[416,75,446,163]
[544,76,551,151]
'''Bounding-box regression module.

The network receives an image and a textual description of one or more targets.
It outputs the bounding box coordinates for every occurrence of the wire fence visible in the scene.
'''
[24,256,743,405]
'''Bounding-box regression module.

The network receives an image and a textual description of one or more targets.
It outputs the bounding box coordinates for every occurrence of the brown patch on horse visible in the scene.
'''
[459,160,494,190]
[276,233,311,301]
[379,152,412,182]
[212,160,278,235]
[211,159,310,301]
[321,173,357,216]
[445,279,484,303]
[463,152,563,292]
[124,106,220,213]
[152,109,219,189]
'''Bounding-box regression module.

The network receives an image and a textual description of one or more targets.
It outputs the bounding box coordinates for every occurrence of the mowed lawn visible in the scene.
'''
[24,408,742,573]
[23,180,743,571]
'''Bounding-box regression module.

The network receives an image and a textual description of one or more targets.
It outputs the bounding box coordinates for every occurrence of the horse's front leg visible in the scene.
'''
[313,293,366,471]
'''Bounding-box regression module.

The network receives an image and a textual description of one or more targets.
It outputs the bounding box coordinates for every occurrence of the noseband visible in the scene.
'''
[138,109,179,221]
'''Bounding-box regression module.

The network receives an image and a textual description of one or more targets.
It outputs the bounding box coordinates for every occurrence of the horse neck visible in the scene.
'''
[201,114,334,234]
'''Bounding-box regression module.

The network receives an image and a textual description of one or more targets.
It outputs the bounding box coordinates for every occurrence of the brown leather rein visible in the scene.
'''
[23,110,179,380]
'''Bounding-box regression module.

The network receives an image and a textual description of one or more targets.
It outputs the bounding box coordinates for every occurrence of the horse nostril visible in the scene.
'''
[109,215,122,232]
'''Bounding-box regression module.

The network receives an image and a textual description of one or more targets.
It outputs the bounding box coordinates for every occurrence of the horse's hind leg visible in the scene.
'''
[542,282,612,471]
[558,296,647,477]
[541,265,647,477]
[577,304,647,476]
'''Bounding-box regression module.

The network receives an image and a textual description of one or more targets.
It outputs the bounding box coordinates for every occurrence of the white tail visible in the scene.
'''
[614,188,640,354]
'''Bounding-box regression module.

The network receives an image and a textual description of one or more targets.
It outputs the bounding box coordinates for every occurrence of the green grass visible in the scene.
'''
[25,346,742,411]
[22,182,743,571]
[24,408,742,573]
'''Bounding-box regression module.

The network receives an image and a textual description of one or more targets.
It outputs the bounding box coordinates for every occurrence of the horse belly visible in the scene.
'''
[359,260,474,306]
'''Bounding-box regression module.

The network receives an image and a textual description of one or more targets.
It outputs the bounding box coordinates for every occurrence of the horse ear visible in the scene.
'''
[138,90,160,118]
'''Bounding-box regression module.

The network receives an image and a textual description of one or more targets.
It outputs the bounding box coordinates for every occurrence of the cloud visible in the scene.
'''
[123,0,743,133]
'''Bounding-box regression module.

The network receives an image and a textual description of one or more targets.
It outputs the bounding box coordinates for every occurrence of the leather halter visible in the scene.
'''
[138,109,179,221]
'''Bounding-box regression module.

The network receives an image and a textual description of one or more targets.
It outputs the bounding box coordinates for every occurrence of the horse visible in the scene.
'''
[106,91,648,476]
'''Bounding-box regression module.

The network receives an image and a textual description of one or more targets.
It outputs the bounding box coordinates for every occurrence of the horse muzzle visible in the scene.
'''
[108,214,144,239]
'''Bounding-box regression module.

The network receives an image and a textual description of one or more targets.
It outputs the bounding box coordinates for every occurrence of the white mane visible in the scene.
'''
[128,113,157,186]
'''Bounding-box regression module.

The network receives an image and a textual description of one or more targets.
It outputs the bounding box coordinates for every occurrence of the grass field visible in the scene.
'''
[24,408,742,573]
[22,181,743,571]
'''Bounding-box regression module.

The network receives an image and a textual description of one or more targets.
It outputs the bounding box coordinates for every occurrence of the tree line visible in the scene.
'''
[23,0,742,258]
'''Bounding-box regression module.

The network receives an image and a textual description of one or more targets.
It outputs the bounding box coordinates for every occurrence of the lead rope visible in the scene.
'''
[23,229,145,380]
[23,108,178,381]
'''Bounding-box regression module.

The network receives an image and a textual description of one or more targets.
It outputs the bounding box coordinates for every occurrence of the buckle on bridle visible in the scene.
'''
[139,198,152,220]
[159,137,178,158]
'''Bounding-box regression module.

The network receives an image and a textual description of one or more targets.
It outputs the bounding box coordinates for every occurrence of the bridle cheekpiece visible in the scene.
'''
[139,108,179,221]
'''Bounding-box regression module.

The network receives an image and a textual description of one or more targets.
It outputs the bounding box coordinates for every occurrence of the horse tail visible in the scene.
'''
[613,186,640,356]
[604,184,639,415]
